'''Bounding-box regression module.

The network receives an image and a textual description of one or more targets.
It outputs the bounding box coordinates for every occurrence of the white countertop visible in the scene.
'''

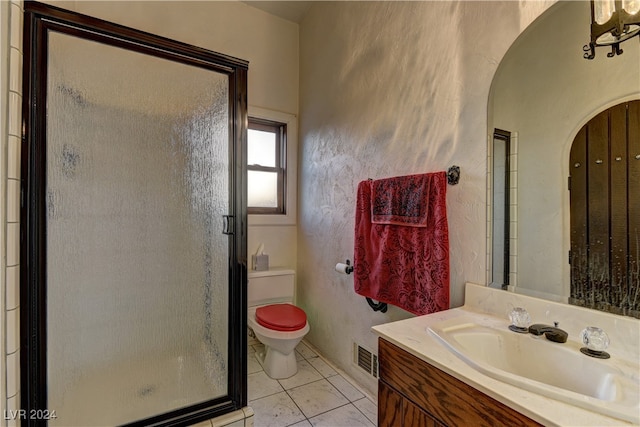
[372,283,640,427]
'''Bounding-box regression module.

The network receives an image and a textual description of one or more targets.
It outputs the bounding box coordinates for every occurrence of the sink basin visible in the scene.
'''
[428,317,640,424]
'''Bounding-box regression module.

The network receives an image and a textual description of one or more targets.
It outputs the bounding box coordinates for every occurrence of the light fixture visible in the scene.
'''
[583,0,640,59]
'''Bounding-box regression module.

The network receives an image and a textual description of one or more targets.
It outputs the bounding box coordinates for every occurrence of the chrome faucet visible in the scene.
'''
[528,323,568,343]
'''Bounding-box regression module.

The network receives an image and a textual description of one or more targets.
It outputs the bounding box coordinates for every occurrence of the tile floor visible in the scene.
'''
[248,339,378,427]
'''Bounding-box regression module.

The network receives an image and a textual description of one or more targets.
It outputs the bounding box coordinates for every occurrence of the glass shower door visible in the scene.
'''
[22,4,247,426]
[46,32,230,426]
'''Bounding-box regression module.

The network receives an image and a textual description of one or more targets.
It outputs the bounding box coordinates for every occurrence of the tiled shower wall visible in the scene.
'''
[2,1,23,425]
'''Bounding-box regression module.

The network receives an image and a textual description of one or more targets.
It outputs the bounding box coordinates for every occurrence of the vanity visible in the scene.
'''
[378,338,540,426]
[372,283,640,426]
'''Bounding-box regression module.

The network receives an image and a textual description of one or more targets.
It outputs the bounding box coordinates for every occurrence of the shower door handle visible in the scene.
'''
[222,215,234,235]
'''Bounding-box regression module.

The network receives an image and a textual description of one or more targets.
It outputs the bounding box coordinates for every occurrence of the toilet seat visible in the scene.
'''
[256,304,307,331]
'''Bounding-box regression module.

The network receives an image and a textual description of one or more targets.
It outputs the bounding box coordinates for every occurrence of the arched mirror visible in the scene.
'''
[488,1,640,318]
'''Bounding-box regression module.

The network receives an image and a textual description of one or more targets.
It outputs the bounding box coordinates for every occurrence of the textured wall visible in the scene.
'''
[298,1,552,394]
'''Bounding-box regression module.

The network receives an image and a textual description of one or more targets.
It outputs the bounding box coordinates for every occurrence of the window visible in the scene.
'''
[248,117,286,214]
[247,107,297,225]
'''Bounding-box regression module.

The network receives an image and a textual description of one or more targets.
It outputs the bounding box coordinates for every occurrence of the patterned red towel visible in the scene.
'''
[354,172,449,315]
[371,173,431,227]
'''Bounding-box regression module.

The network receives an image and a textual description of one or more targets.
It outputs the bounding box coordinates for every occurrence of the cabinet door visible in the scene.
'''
[403,398,439,427]
[380,381,441,427]
[379,381,403,427]
[378,339,541,427]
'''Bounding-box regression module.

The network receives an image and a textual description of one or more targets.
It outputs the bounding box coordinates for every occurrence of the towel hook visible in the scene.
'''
[447,165,460,185]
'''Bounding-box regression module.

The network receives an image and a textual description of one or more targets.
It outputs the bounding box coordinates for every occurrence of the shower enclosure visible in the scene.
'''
[21,3,247,426]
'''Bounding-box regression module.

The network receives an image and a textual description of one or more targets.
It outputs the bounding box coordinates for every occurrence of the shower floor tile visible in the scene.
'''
[248,340,378,427]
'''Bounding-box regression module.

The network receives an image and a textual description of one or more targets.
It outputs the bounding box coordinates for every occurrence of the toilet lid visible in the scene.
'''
[256,304,307,331]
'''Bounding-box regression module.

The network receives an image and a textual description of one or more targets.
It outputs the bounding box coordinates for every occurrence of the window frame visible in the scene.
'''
[247,107,297,226]
[247,117,287,215]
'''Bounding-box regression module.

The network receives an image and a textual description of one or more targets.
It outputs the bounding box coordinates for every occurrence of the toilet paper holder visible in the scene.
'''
[336,259,354,275]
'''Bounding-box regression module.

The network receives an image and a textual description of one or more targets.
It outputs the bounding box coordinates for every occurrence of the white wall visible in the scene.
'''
[297,1,553,394]
[490,1,640,301]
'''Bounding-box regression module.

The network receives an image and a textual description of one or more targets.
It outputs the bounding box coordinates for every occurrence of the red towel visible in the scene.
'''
[371,173,432,227]
[354,172,449,315]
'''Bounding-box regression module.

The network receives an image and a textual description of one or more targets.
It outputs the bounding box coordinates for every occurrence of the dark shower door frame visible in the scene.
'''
[21,2,248,425]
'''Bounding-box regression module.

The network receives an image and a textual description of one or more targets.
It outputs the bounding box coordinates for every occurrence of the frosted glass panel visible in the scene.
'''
[248,129,276,166]
[46,31,230,426]
[248,170,278,207]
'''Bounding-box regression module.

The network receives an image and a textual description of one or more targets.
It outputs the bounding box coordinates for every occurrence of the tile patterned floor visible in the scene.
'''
[248,340,378,427]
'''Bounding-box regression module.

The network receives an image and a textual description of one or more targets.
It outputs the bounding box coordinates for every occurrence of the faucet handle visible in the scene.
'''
[580,326,610,359]
[508,307,531,333]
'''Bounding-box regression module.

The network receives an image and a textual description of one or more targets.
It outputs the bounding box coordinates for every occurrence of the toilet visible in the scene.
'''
[248,269,310,379]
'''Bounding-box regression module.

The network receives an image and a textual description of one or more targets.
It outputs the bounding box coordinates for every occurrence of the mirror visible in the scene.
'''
[488,1,640,314]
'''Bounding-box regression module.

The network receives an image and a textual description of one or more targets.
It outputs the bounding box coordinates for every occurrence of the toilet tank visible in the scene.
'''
[248,269,295,307]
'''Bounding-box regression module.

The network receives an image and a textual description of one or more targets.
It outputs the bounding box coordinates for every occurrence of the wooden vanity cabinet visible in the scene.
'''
[377,338,542,427]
